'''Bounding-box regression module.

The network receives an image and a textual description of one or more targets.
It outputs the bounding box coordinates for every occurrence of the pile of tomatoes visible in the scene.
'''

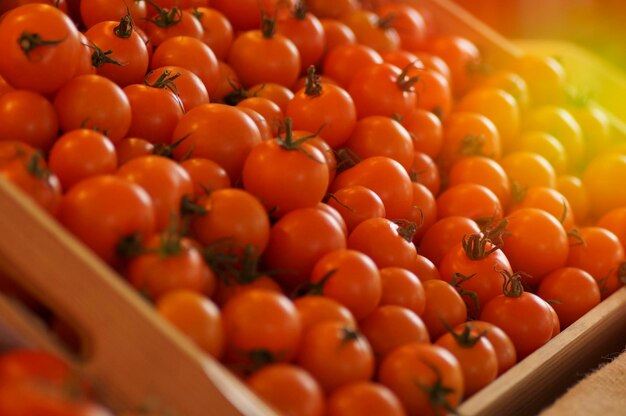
[1,0,626,415]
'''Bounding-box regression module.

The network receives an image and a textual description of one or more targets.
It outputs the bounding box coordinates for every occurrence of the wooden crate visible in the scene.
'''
[0,1,625,415]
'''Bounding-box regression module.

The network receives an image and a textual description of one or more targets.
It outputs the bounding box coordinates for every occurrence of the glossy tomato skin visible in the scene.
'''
[0,4,81,94]
[294,296,356,333]
[457,320,517,375]
[80,0,147,29]
[58,175,156,267]
[326,381,406,416]
[276,6,325,72]
[327,185,386,233]
[192,7,234,61]
[0,90,58,152]
[420,279,468,341]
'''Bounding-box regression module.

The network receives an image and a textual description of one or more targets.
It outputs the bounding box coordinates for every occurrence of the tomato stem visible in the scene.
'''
[260,12,277,39]
[113,9,135,39]
[444,321,487,348]
[304,65,322,97]
[391,219,418,242]
[223,77,248,106]
[292,0,308,20]
[450,272,481,317]
[417,359,459,415]
[191,7,204,21]
[334,148,362,173]
[378,13,396,30]
[24,152,50,180]
[500,270,526,298]
[462,233,499,259]
[396,61,420,92]
[276,118,324,163]
[143,0,182,28]
[325,193,355,213]
[18,32,65,61]
[85,42,124,68]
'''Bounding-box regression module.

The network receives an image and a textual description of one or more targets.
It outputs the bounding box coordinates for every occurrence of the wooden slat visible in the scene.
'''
[0,177,277,416]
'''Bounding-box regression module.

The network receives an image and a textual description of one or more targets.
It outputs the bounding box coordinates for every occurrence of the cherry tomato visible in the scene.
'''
[379,267,426,316]
[342,9,399,53]
[145,66,210,112]
[436,183,503,221]
[191,7,233,60]
[326,382,406,416]
[457,320,517,375]
[447,156,511,211]
[322,43,383,89]
[418,216,480,267]
[276,3,326,72]
[420,279,468,340]
[294,296,356,333]
[0,90,58,152]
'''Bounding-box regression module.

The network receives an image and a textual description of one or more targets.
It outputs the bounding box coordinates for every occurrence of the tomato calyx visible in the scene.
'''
[334,148,362,173]
[458,134,488,157]
[24,151,51,181]
[113,11,135,39]
[417,359,459,415]
[340,326,361,345]
[291,268,336,297]
[566,228,585,247]
[292,0,308,20]
[223,78,248,106]
[445,321,488,349]
[450,273,481,317]
[153,133,192,159]
[377,14,397,31]
[510,180,527,205]
[191,7,204,21]
[143,0,182,28]
[248,348,277,372]
[276,118,324,163]
[116,233,146,261]
[304,65,322,97]
[391,219,418,242]
[396,62,420,92]
[18,32,65,61]
[85,42,123,68]
[145,69,181,95]
[500,270,527,298]
[462,233,499,260]
[477,217,510,248]
[325,193,355,212]
[260,12,277,39]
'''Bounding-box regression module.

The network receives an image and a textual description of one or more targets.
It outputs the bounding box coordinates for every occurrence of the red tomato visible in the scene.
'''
[144,8,204,47]
[296,322,374,393]
[80,0,147,29]
[342,9,399,53]
[425,35,481,97]
[0,90,58,152]
[418,216,480,267]
[248,82,295,113]
[156,290,224,358]
[294,296,356,333]
[58,175,155,266]
[172,103,262,182]
[309,249,381,320]
[410,151,441,197]
[378,343,464,416]
[414,68,453,120]
[348,63,417,119]
[343,116,413,170]
[0,350,72,386]
[331,156,413,219]
[276,4,326,72]
[320,18,356,57]
[480,272,554,359]
[0,4,81,94]
[263,207,347,290]
[435,324,498,396]
[327,185,386,232]
[306,0,358,19]
[377,2,427,51]
[326,382,406,416]
[145,66,210,112]
[447,156,511,211]
[537,267,601,329]
[247,364,325,416]
[53,74,132,143]
[117,155,192,231]
[510,186,575,231]
[436,183,503,221]
[379,267,426,316]
[501,208,569,286]
[84,18,150,87]
[322,43,383,89]
[48,129,117,190]
[179,158,230,196]
[457,320,517,375]
[236,97,284,137]
[359,305,430,358]
[237,106,273,142]
[115,138,154,165]
[420,279,468,340]
[191,7,233,60]
[402,108,443,159]
[597,207,626,250]
[227,16,301,88]
[210,0,290,31]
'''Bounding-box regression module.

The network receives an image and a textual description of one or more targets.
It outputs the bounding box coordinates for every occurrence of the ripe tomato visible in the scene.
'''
[597,207,626,249]
[500,151,557,190]
[151,35,219,95]
[537,267,601,329]
[248,82,295,113]
[179,158,230,196]
[413,52,451,81]
[236,106,273,142]
[247,364,325,416]
[436,183,503,221]
[472,70,529,110]
[0,75,14,97]
[237,97,284,137]
[557,175,590,225]
[408,182,437,244]
[127,234,215,300]
[156,290,224,358]
[438,112,501,170]
[115,138,154,165]
[418,216,480,267]
[84,18,150,87]
[308,249,381,320]
[402,108,443,159]
[263,207,347,290]
[190,188,270,256]
[48,129,117,190]
[213,274,283,309]
[379,267,426,316]
[221,290,302,366]
[515,131,568,175]
[435,324,498,396]
[447,156,511,211]
[331,156,413,219]
[296,322,374,393]
[0,90,58,152]
[80,0,147,29]
[322,43,383,89]
[326,382,405,416]
[342,9,399,53]
[53,74,132,143]
[0,4,81,94]
[510,186,575,231]
[276,4,326,72]
[191,7,233,60]
[410,151,441,197]
[294,296,356,333]
[348,63,417,119]
[172,103,262,182]
[58,175,155,266]
[344,116,413,170]
[566,226,625,298]
[480,273,554,359]
[210,0,289,31]
[414,67,453,120]
[420,279,468,340]
[320,18,356,56]
[242,125,329,216]
[117,155,192,231]
[144,8,203,47]
[145,66,210,112]
[457,320,517,375]
[455,87,520,150]
[327,185,386,232]
[425,35,481,97]
[378,342,464,416]
[227,17,301,88]
[306,0,358,19]
[377,2,427,51]
[0,350,72,385]
[359,305,430,359]
[501,208,569,286]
